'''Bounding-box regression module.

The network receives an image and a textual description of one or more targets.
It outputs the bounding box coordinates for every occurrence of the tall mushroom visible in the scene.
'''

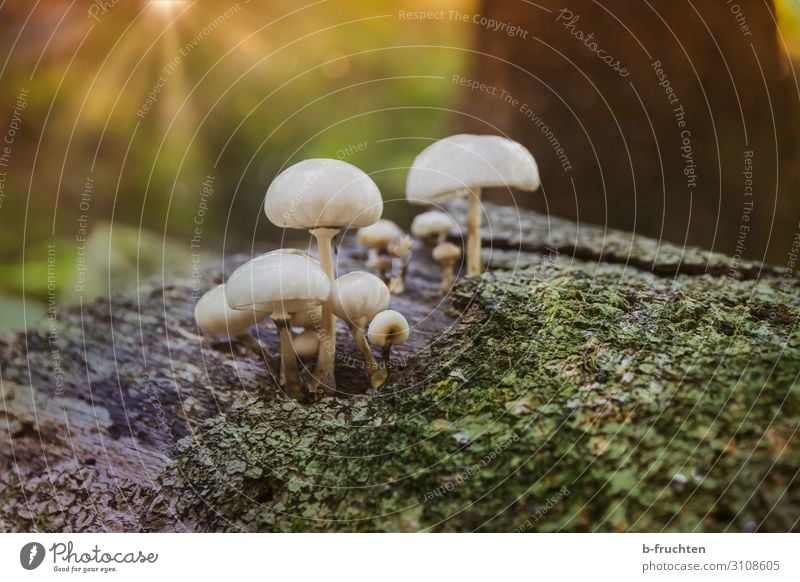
[264,159,383,392]
[367,310,410,386]
[194,284,275,372]
[406,134,540,276]
[225,250,330,401]
[329,271,390,388]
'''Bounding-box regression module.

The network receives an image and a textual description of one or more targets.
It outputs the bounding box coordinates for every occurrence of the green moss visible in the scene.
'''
[145,260,800,532]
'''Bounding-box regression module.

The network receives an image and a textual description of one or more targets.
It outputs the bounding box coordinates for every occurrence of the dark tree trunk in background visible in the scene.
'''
[460,0,799,264]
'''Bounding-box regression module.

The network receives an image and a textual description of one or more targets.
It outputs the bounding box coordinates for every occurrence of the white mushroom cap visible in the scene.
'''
[265,158,383,230]
[356,219,403,249]
[194,284,265,336]
[291,304,322,329]
[367,310,410,347]
[405,134,540,204]
[225,250,330,318]
[292,329,319,360]
[411,210,456,238]
[432,241,462,264]
[329,271,390,324]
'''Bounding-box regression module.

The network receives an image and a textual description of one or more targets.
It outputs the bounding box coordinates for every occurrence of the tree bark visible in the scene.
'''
[1,202,798,532]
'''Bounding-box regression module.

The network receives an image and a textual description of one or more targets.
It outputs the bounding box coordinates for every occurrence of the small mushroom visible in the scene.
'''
[292,329,320,361]
[225,250,330,401]
[367,310,410,386]
[432,241,462,293]
[406,134,540,276]
[329,271,390,388]
[388,235,413,294]
[194,284,275,371]
[410,210,456,244]
[357,219,403,284]
[265,159,383,392]
[357,219,403,255]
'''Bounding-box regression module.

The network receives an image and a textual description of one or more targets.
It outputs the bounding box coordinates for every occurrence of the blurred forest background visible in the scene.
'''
[0,0,799,330]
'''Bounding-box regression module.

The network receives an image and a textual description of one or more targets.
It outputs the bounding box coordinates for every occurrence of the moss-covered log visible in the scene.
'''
[2,202,798,532]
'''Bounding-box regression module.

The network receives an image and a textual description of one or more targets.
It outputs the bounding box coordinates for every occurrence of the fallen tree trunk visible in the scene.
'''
[2,202,798,532]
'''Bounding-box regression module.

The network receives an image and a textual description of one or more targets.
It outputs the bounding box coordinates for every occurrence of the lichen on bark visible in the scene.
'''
[2,202,798,532]
[141,236,800,532]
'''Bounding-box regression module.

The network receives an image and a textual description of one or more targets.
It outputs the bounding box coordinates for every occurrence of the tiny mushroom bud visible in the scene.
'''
[329,271,390,388]
[194,284,275,371]
[388,235,413,294]
[264,159,383,393]
[411,210,456,244]
[432,241,462,293]
[406,134,540,276]
[226,250,330,401]
[367,309,410,386]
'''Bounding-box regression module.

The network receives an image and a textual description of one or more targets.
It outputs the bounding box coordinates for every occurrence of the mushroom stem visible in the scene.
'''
[348,318,386,389]
[310,227,339,394]
[467,187,482,276]
[389,268,406,294]
[274,318,305,401]
[440,261,455,293]
[381,344,393,385]
[237,333,279,378]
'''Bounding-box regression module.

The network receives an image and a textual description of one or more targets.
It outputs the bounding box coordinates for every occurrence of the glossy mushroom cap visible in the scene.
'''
[194,284,264,336]
[411,210,456,238]
[225,250,330,317]
[356,219,403,249]
[432,241,462,264]
[405,134,540,204]
[329,271,390,324]
[265,158,383,230]
[367,310,410,347]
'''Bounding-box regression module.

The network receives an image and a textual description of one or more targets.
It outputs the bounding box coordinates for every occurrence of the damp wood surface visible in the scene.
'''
[1,201,798,532]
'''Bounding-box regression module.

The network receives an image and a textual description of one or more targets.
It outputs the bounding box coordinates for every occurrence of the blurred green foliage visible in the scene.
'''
[0,0,474,326]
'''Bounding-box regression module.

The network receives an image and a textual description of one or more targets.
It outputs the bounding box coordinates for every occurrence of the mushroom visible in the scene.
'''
[292,330,320,361]
[432,241,462,293]
[265,159,383,392]
[410,210,456,244]
[225,250,330,401]
[194,284,275,371]
[406,134,540,276]
[388,235,413,294]
[367,310,410,385]
[357,219,403,284]
[357,219,403,254]
[329,271,390,388]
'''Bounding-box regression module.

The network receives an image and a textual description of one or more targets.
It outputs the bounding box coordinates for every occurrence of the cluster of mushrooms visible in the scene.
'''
[193,134,540,402]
